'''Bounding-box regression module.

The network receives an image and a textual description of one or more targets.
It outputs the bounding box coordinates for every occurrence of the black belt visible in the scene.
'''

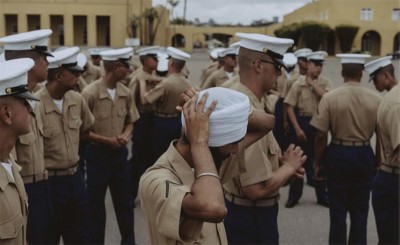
[380,164,400,175]
[331,139,370,147]
[47,165,78,176]
[154,112,180,118]
[22,170,48,184]
[224,191,280,207]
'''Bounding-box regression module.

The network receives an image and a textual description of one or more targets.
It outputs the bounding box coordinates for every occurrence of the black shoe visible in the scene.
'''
[317,200,330,208]
[285,200,298,208]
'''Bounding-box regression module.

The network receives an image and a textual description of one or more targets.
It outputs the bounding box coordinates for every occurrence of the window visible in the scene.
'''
[360,8,373,21]
[392,8,400,21]
[83,25,88,45]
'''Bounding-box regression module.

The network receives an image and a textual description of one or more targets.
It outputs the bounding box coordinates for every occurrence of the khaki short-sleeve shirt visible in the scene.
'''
[377,84,400,167]
[139,141,227,245]
[145,73,192,114]
[0,159,27,245]
[83,62,102,84]
[284,76,332,115]
[128,67,159,113]
[222,83,280,198]
[203,68,238,89]
[281,70,301,99]
[13,104,46,179]
[82,79,139,137]
[310,82,381,142]
[200,62,219,88]
[37,89,95,169]
[220,75,240,89]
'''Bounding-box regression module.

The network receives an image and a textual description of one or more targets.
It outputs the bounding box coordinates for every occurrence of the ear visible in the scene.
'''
[252,59,262,73]
[55,71,63,82]
[0,104,12,125]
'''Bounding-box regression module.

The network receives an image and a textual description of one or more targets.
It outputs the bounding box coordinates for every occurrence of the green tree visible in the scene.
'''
[300,21,331,50]
[274,23,301,47]
[335,25,359,53]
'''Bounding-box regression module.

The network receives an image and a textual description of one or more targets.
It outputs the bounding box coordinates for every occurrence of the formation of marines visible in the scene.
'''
[0,28,398,245]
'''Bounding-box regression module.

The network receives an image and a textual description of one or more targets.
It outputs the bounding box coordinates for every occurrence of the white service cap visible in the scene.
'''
[88,48,109,56]
[47,47,83,71]
[283,53,298,67]
[77,53,88,69]
[137,46,160,57]
[235,32,294,67]
[0,29,53,56]
[209,48,225,60]
[167,47,191,61]
[219,47,237,57]
[157,52,169,72]
[0,58,39,101]
[100,47,133,65]
[336,53,371,64]
[364,56,393,76]
[307,51,328,61]
[294,48,312,58]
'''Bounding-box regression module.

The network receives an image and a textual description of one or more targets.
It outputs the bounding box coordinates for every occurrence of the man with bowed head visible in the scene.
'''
[139,87,278,244]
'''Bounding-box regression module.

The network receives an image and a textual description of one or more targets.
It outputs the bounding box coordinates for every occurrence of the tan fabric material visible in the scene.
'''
[75,76,88,93]
[139,141,228,245]
[220,75,240,89]
[281,69,300,99]
[284,76,332,116]
[83,62,102,84]
[82,79,139,137]
[145,73,192,114]
[0,159,27,245]
[310,82,381,142]
[13,105,46,181]
[222,83,280,198]
[37,89,95,169]
[202,68,237,89]
[199,62,219,88]
[377,84,400,168]
[128,67,159,113]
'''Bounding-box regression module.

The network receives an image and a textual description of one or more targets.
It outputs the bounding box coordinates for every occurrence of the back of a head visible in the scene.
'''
[181,87,250,147]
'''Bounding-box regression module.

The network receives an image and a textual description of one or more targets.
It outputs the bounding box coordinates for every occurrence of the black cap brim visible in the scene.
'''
[15,91,40,101]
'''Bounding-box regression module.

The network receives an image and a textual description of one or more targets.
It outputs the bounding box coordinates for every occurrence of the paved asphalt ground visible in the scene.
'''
[101,50,397,244]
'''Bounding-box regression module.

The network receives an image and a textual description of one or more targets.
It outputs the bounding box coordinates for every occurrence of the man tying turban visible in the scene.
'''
[139,87,275,244]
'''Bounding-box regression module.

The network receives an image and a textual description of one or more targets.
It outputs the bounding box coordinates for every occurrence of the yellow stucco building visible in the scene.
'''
[1,0,399,55]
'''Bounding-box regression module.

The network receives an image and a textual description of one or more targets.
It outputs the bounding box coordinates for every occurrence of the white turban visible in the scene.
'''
[181,87,251,147]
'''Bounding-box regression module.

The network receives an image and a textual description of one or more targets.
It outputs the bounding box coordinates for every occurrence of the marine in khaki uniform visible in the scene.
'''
[284,51,331,208]
[293,48,312,77]
[0,58,38,245]
[128,46,162,203]
[202,47,238,89]
[365,56,399,244]
[199,48,224,88]
[222,33,306,244]
[140,87,275,244]
[0,29,53,244]
[37,47,94,244]
[140,47,192,162]
[82,61,102,85]
[82,47,139,244]
[311,54,381,244]
[273,53,299,151]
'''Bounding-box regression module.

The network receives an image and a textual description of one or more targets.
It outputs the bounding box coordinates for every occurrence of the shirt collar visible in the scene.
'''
[166,140,195,186]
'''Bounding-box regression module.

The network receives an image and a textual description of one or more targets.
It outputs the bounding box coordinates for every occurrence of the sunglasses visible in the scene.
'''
[257,59,283,71]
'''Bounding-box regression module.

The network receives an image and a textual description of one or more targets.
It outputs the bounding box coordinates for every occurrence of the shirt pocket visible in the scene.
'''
[68,116,82,144]
[96,110,110,120]
[0,211,24,240]
[18,132,34,146]
[117,107,127,118]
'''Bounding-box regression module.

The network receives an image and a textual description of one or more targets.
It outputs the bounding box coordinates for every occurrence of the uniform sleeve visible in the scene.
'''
[81,88,94,111]
[386,105,400,150]
[238,138,272,186]
[80,96,95,132]
[323,78,333,92]
[283,83,299,107]
[202,73,216,89]
[145,82,166,104]
[310,95,330,132]
[125,92,140,124]
[139,171,203,242]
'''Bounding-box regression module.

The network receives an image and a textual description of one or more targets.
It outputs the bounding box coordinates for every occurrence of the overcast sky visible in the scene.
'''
[152,0,312,25]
